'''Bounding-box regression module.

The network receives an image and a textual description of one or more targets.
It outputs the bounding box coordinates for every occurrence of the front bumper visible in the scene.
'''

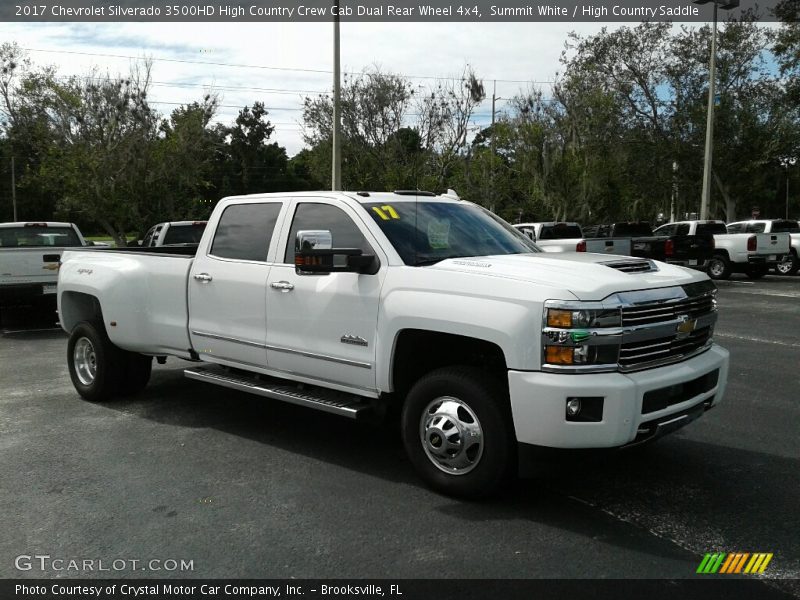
[507,344,729,449]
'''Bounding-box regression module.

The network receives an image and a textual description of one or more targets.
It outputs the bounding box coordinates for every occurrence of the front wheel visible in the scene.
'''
[67,321,124,402]
[401,367,514,498]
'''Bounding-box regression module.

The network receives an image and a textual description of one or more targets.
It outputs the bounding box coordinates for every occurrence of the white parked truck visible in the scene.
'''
[726,219,799,276]
[513,222,587,253]
[668,220,790,280]
[141,220,208,247]
[0,221,86,312]
[58,191,729,497]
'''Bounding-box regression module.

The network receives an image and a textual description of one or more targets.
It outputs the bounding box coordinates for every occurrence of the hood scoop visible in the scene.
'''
[600,259,658,274]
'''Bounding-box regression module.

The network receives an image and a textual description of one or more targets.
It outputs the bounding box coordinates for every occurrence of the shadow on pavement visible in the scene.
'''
[97,365,797,576]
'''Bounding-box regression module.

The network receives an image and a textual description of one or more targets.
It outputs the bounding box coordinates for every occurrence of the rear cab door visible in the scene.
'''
[188,197,289,368]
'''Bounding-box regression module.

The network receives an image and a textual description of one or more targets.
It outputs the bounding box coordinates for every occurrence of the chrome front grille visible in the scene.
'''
[622,294,715,326]
[619,326,712,370]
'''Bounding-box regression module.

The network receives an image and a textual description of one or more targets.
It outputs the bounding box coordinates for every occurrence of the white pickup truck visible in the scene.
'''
[669,220,790,280]
[0,221,86,313]
[513,222,587,253]
[726,219,799,276]
[58,191,729,497]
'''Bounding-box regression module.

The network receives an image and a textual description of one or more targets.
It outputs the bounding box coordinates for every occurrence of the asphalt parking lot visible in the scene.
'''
[1,275,798,594]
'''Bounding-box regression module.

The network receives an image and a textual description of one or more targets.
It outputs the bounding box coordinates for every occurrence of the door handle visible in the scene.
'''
[193,273,213,283]
[270,281,294,292]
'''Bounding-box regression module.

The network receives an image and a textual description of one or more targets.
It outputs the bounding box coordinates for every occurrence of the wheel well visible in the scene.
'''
[391,329,508,398]
[60,292,103,332]
[712,249,730,260]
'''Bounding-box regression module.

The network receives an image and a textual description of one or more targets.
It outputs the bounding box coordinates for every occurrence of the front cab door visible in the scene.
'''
[265,199,386,392]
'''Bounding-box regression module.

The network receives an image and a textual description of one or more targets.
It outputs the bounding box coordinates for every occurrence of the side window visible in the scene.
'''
[284,203,371,264]
[655,224,674,236]
[210,203,282,262]
[727,223,744,234]
[745,222,766,233]
[142,227,155,247]
[676,224,690,236]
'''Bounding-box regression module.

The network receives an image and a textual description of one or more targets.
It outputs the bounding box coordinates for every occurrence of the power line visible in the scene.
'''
[22,47,557,85]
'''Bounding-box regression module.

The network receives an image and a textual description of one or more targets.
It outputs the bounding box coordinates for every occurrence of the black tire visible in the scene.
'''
[67,320,125,402]
[119,353,153,397]
[745,265,768,279]
[775,251,799,276]
[707,254,732,280]
[401,366,515,499]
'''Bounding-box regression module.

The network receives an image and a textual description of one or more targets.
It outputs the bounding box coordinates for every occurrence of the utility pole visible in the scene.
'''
[699,1,717,221]
[489,80,496,213]
[670,161,678,223]
[784,157,797,219]
[11,156,17,221]
[331,1,342,191]
[695,0,739,219]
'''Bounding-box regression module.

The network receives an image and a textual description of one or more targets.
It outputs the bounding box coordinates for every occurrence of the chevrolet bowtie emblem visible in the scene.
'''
[676,315,697,339]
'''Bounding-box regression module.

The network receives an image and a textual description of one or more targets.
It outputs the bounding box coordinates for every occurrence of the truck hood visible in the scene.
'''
[427,253,709,301]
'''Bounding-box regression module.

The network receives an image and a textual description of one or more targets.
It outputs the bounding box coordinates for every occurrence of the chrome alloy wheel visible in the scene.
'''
[419,396,484,475]
[73,337,97,385]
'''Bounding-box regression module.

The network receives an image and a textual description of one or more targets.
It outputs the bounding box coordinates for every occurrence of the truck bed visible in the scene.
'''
[58,247,196,357]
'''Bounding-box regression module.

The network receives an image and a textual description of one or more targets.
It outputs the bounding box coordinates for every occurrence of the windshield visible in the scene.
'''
[0,226,82,248]
[539,223,583,239]
[771,220,800,233]
[162,223,206,245]
[364,201,539,265]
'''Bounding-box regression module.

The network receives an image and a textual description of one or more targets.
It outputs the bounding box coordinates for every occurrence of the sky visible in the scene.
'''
[2,21,666,156]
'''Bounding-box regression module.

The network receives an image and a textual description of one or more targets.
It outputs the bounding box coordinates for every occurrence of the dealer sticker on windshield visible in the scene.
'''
[427,219,451,250]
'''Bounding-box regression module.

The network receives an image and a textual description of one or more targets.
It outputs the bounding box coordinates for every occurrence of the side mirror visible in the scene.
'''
[294,230,378,275]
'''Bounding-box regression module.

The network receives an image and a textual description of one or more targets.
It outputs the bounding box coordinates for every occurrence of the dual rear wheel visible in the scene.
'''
[67,321,152,402]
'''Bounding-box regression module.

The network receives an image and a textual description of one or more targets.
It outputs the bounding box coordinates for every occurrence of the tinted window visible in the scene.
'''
[675,224,690,236]
[727,223,745,233]
[211,203,282,261]
[745,223,766,233]
[654,224,674,236]
[163,223,207,245]
[0,226,81,247]
[540,224,583,239]
[284,203,371,263]
[613,223,653,236]
[771,220,800,233]
[697,223,727,235]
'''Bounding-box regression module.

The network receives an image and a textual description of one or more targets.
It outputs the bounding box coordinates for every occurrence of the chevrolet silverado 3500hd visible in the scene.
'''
[58,191,729,497]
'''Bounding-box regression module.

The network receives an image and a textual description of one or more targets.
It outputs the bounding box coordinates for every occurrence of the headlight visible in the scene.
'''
[545,307,621,329]
[542,302,622,371]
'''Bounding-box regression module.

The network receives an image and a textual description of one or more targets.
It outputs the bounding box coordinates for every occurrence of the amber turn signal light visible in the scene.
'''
[547,309,573,328]
[545,346,574,365]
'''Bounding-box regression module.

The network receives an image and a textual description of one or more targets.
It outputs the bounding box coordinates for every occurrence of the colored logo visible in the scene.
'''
[696,552,773,574]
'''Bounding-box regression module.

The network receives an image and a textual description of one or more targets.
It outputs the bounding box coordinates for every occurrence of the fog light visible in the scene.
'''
[566,398,581,417]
